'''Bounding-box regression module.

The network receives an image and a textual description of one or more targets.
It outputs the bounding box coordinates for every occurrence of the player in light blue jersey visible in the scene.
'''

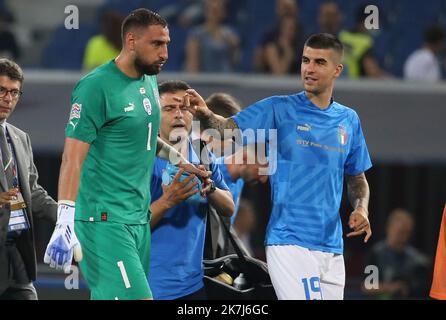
[186,33,372,300]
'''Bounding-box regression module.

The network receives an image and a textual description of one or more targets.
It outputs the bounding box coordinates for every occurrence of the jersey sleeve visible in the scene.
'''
[344,112,372,176]
[65,78,107,144]
[231,96,276,145]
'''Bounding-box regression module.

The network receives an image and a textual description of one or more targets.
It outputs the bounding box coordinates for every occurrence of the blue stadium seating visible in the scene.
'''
[38,0,446,77]
[41,24,97,70]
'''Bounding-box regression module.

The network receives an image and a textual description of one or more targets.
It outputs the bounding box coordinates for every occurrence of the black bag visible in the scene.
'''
[193,139,276,300]
[203,214,277,300]
[203,253,277,300]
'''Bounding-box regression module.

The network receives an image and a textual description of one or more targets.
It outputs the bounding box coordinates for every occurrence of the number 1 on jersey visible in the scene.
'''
[147,122,152,151]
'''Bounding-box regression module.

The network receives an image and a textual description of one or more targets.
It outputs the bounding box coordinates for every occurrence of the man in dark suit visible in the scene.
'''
[0,58,57,300]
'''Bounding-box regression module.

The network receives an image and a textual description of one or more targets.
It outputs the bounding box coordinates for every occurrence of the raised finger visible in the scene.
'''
[172,168,185,183]
[364,229,372,243]
[180,173,196,187]
[346,229,365,238]
[183,188,199,199]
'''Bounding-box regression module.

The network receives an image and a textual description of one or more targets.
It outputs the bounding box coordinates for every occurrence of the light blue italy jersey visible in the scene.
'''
[232,91,372,254]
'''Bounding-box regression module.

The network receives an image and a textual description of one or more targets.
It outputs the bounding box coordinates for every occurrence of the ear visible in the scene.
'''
[125,31,137,51]
[334,63,344,79]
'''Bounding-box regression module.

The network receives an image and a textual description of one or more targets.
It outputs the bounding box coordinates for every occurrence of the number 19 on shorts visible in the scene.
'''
[302,277,322,300]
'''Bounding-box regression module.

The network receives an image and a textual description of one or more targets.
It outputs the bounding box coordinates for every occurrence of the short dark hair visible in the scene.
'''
[0,58,24,84]
[424,25,445,45]
[304,33,344,57]
[121,8,167,41]
[205,93,241,118]
[158,80,191,96]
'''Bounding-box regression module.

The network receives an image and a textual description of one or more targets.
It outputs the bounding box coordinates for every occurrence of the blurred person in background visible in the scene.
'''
[0,8,20,60]
[185,0,240,73]
[362,208,430,299]
[83,10,124,71]
[263,15,303,75]
[339,4,392,79]
[0,58,57,300]
[254,0,304,74]
[317,1,343,36]
[233,199,257,256]
[403,25,445,82]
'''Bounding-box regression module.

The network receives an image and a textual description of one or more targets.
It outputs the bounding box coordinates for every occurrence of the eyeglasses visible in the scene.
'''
[0,86,22,99]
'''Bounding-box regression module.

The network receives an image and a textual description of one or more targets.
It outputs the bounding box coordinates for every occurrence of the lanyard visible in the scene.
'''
[4,130,19,188]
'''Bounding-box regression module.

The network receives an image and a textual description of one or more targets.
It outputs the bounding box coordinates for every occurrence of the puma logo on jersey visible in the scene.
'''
[124,103,135,112]
[297,124,311,132]
[68,121,78,130]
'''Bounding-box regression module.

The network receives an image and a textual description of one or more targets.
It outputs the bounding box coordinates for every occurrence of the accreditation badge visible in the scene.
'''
[8,191,30,232]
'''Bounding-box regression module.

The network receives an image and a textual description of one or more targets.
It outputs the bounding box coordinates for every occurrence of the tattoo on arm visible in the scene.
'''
[200,113,238,136]
[346,173,370,214]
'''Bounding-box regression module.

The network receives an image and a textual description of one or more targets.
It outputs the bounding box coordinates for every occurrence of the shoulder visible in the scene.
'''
[252,94,297,108]
[6,123,27,139]
[332,100,361,122]
[75,63,114,90]
[6,124,30,148]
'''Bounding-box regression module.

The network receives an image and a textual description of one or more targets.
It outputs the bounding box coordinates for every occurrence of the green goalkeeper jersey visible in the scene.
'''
[66,60,160,224]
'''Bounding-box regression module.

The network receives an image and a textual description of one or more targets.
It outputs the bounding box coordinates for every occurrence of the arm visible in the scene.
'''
[186,37,200,72]
[184,89,238,136]
[44,137,88,272]
[207,189,234,217]
[156,137,210,179]
[58,137,90,201]
[345,172,372,242]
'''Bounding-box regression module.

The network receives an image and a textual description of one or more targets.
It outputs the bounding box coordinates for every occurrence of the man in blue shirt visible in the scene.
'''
[148,80,234,300]
[185,33,372,300]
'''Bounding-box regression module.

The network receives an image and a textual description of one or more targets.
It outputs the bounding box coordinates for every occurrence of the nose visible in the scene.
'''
[305,61,316,73]
[174,108,184,118]
[160,45,168,61]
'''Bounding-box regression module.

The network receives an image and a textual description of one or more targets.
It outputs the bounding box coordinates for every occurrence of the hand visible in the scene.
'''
[0,188,19,208]
[196,165,213,196]
[178,162,211,180]
[44,202,83,273]
[346,206,372,243]
[183,89,212,119]
[161,168,200,208]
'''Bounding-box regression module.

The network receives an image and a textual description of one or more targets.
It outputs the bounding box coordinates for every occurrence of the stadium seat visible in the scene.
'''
[41,24,97,70]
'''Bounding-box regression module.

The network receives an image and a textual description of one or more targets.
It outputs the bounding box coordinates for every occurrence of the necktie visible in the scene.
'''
[0,126,14,187]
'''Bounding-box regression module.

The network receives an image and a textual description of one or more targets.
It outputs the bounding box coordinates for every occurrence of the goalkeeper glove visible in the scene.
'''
[44,201,83,273]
